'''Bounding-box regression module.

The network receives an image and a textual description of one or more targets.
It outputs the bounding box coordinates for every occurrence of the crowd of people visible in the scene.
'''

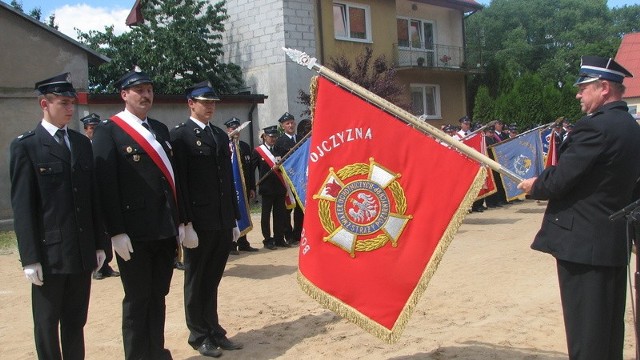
[9,54,640,360]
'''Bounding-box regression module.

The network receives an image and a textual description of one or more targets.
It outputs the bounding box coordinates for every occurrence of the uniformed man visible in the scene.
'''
[224,117,258,253]
[453,115,472,140]
[80,112,101,141]
[170,81,243,358]
[273,112,303,246]
[252,126,287,250]
[10,73,106,359]
[92,68,178,360]
[79,112,121,281]
[518,55,640,360]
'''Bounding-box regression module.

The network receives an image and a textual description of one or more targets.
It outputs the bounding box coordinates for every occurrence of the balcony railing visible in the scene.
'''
[393,43,465,69]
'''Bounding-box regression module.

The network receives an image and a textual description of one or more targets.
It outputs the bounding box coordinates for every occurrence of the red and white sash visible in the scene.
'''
[255,144,296,209]
[110,112,176,201]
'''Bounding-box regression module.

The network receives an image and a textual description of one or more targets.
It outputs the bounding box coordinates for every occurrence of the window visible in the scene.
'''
[333,2,371,42]
[397,18,434,50]
[411,84,441,119]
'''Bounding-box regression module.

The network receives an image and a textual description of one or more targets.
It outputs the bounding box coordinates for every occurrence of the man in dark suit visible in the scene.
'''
[80,113,121,281]
[92,68,178,360]
[10,73,106,359]
[273,112,303,246]
[519,56,640,360]
[252,126,288,250]
[170,81,243,358]
[224,117,259,254]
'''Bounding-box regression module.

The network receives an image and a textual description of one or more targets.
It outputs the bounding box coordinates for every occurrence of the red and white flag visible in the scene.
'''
[545,131,558,168]
[298,76,485,342]
[462,133,496,200]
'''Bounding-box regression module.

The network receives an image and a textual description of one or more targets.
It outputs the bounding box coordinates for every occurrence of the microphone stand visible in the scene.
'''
[610,200,640,360]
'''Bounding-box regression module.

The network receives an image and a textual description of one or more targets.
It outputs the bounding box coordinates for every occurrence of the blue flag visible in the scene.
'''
[230,140,252,235]
[281,137,311,211]
[540,128,552,155]
[491,130,545,201]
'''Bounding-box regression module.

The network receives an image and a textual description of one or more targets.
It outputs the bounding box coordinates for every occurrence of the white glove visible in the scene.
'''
[178,223,186,245]
[232,226,241,243]
[24,263,43,286]
[111,233,133,261]
[182,223,199,249]
[95,250,106,271]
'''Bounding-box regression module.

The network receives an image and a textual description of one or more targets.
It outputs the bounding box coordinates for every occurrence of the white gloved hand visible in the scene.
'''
[232,226,241,243]
[178,223,186,245]
[182,222,199,249]
[111,233,133,261]
[95,249,106,271]
[24,263,43,286]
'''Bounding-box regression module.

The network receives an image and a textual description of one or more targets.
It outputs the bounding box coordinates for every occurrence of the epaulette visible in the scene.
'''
[101,119,111,124]
[174,122,186,129]
[16,130,35,140]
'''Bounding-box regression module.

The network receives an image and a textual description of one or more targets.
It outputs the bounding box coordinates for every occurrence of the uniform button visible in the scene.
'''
[73,188,78,192]
[125,205,130,209]
[79,228,83,232]
[76,207,81,212]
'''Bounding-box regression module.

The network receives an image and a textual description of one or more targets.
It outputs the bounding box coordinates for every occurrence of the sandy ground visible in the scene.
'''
[0,199,638,359]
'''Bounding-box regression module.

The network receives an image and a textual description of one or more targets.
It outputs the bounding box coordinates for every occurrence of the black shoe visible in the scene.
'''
[229,249,240,255]
[93,271,104,280]
[264,242,277,250]
[289,240,300,246]
[472,207,484,213]
[213,336,243,350]
[174,261,185,270]
[103,268,120,277]
[196,343,222,357]
[275,240,292,248]
[238,245,259,252]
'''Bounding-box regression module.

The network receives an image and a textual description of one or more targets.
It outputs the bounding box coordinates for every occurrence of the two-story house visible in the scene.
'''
[222,0,482,130]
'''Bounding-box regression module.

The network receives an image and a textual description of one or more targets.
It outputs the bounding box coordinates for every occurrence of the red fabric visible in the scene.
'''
[299,77,482,332]
[110,116,176,202]
[125,0,144,26]
[545,132,557,168]
[462,133,495,199]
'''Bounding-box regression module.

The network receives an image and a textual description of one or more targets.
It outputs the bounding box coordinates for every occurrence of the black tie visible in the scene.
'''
[205,125,216,144]
[55,129,70,150]
[142,122,155,138]
[292,135,296,143]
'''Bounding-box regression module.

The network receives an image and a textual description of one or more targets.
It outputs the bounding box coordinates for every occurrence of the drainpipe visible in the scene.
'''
[247,101,257,149]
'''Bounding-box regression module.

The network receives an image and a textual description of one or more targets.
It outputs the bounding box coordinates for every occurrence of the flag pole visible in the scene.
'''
[486,120,560,149]
[256,131,313,186]
[461,120,497,140]
[282,47,524,184]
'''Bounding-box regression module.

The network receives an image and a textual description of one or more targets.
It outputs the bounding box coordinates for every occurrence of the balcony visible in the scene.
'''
[393,43,481,73]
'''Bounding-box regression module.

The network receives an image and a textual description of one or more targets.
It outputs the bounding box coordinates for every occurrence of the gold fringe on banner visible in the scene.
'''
[297,167,487,343]
[309,75,319,119]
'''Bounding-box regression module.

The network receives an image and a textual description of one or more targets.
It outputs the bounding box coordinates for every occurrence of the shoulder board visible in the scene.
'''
[174,122,186,129]
[101,119,111,124]
[17,130,35,140]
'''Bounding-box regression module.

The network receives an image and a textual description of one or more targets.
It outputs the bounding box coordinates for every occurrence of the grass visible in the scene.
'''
[0,231,16,251]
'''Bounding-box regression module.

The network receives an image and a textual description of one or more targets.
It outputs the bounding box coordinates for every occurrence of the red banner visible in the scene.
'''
[298,76,485,342]
[545,131,557,168]
[462,133,496,200]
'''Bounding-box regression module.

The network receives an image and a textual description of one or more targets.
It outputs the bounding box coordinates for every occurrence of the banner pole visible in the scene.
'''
[283,47,523,183]
[256,131,312,186]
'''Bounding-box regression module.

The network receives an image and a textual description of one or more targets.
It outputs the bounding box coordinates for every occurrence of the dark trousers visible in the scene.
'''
[184,228,233,347]
[32,271,91,360]
[285,204,304,242]
[98,241,114,273]
[116,238,176,360]
[557,259,627,360]
[260,194,286,243]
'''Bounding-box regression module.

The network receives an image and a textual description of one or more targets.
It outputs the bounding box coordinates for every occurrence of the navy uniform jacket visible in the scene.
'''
[238,140,256,194]
[170,120,239,231]
[273,133,296,158]
[92,117,178,241]
[530,101,640,266]
[10,124,105,273]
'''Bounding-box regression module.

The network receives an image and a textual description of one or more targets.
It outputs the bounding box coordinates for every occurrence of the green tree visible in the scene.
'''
[77,0,243,94]
[10,0,56,28]
[297,47,409,117]
[465,0,640,124]
[472,85,494,123]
